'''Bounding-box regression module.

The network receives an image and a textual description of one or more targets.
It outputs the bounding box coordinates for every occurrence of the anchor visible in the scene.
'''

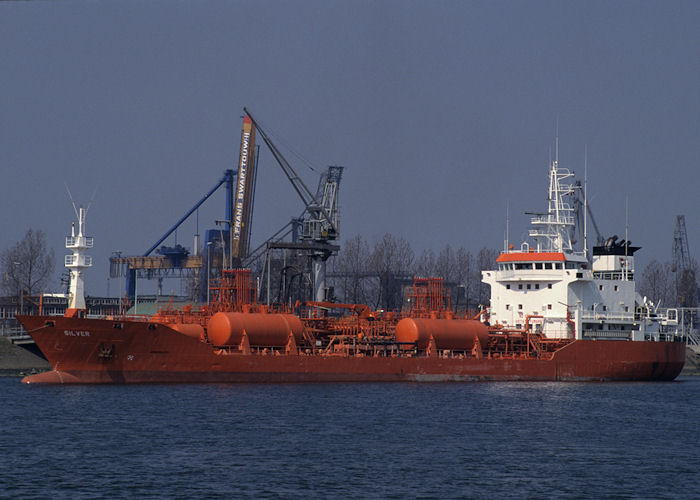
[97,343,114,360]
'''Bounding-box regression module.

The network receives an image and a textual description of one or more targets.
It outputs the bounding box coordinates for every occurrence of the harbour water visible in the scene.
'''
[1,378,698,499]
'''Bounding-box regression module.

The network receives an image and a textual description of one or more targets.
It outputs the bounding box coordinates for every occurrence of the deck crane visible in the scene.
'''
[243,108,342,302]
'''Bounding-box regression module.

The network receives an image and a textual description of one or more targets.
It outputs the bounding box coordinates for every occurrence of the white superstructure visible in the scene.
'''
[482,153,677,341]
[65,206,93,310]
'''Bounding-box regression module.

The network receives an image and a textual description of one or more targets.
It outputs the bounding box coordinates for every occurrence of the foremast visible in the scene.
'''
[65,206,93,313]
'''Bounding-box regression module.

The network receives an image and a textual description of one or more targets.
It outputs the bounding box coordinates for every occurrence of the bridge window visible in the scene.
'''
[544,263,553,269]
[506,284,511,290]
[535,284,540,290]
[535,263,543,270]
[555,263,563,269]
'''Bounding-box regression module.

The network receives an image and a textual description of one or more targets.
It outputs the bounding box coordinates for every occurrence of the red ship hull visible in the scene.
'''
[18,315,685,384]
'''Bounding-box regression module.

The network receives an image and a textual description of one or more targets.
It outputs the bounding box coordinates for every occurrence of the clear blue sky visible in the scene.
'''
[1,0,698,296]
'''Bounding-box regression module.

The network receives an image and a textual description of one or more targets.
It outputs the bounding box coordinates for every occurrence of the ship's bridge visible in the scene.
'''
[494,249,590,280]
[484,249,594,338]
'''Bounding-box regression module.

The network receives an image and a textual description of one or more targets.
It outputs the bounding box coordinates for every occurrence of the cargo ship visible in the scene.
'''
[18,142,685,383]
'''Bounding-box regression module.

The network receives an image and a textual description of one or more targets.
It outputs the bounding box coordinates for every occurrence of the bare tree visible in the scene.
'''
[414,248,436,277]
[435,245,456,284]
[333,234,373,304]
[638,259,674,307]
[370,233,414,310]
[454,247,475,311]
[2,229,56,297]
[431,245,461,307]
[415,244,457,284]
[675,258,699,308]
[476,247,498,307]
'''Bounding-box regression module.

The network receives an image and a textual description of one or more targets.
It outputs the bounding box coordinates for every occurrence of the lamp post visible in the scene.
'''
[113,251,123,315]
[206,241,213,305]
[215,219,233,270]
[134,264,138,316]
[14,262,23,315]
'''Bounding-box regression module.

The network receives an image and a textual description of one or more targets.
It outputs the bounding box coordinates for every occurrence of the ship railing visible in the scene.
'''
[633,308,687,324]
[496,270,566,280]
[582,330,632,340]
[592,271,635,281]
[498,248,586,258]
[539,328,572,339]
[686,330,700,346]
[65,236,94,248]
[65,255,93,267]
[123,314,152,322]
[673,307,699,345]
[530,215,575,226]
[581,312,635,322]
[77,313,152,322]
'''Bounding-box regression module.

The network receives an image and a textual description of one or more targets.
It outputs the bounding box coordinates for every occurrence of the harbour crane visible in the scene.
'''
[672,215,697,308]
[110,114,259,300]
[243,108,342,302]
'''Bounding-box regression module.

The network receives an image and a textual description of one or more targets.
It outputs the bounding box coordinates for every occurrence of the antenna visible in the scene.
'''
[555,116,559,165]
[505,200,510,252]
[85,187,98,215]
[625,196,629,281]
[584,145,588,259]
[65,183,79,219]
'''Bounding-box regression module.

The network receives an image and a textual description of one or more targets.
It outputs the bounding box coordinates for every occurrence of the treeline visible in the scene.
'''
[638,259,699,308]
[327,233,499,311]
[330,234,699,312]
[3,227,695,311]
